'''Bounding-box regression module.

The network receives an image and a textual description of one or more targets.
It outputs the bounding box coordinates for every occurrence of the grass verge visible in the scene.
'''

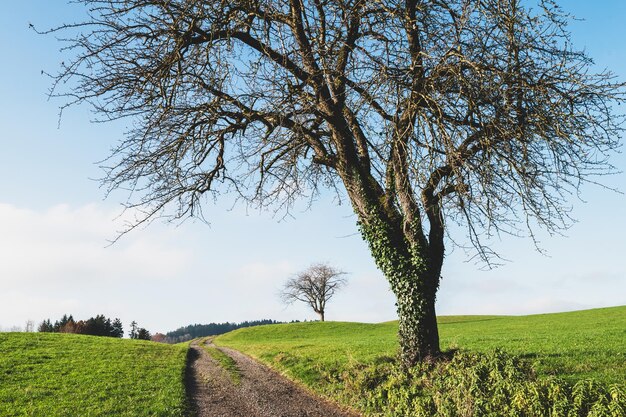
[201,344,241,385]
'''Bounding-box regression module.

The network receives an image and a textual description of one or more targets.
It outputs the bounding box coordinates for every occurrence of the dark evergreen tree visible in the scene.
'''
[112,318,124,338]
[136,328,151,341]
[54,314,74,332]
[55,314,76,333]
[37,319,54,333]
[84,314,107,336]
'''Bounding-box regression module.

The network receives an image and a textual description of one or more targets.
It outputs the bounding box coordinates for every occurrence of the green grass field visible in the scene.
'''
[2,307,623,416]
[215,305,626,386]
[0,333,189,417]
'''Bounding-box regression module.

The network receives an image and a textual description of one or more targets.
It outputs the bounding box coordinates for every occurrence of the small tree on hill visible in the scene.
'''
[25,320,35,333]
[84,314,109,336]
[136,328,152,341]
[129,321,151,340]
[281,263,347,322]
[151,333,166,343]
[38,319,54,333]
[54,314,74,332]
[112,318,124,338]
[129,321,138,339]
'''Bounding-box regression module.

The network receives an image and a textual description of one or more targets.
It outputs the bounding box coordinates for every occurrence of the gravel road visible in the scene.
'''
[185,339,360,417]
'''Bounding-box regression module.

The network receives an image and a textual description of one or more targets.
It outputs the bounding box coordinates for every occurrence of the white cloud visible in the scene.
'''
[0,202,191,328]
[0,203,190,286]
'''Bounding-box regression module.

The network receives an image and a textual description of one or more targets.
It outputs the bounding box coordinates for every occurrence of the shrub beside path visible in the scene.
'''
[185,339,359,417]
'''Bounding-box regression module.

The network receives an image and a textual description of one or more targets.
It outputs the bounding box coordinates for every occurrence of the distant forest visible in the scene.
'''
[165,319,287,343]
[38,314,124,338]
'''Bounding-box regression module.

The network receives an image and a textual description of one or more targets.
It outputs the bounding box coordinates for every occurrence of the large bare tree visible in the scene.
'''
[44,0,624,366]
[281,263,347,321]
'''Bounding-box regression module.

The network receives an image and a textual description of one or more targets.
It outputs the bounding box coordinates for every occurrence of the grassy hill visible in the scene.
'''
[215,306,625,416]
[0,333,188,417]
[215,306,626,385]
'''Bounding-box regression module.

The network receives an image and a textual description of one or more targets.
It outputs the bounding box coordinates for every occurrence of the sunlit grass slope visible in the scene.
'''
[0,333,189,417]
[440,307,626,385]
[215,305,626,386]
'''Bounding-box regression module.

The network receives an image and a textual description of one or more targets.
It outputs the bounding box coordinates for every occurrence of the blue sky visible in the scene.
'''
[1,1,625,334]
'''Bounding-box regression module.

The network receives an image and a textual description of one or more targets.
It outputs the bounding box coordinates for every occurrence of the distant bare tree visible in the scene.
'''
[129,320,138,339]
[281,263,347,321]
[24,320,34,333]
[43,0,624,365]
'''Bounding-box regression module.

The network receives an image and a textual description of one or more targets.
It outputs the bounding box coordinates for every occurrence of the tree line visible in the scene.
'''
[38,314,150,340]
[165,319,283,343]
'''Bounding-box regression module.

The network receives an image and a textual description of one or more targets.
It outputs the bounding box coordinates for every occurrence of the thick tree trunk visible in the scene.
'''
[391,273,440,366]
[353,209,442,366]
[319,311,325,322]
[338,148,443,366]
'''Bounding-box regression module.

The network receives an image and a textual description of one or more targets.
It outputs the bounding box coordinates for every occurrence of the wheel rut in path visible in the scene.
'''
[185,339,359,417]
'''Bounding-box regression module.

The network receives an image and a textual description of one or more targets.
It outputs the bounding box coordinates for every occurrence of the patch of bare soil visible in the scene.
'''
[185,339,359,417]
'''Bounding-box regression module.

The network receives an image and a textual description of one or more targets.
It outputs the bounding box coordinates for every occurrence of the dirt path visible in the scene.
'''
[185,339,359,417]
